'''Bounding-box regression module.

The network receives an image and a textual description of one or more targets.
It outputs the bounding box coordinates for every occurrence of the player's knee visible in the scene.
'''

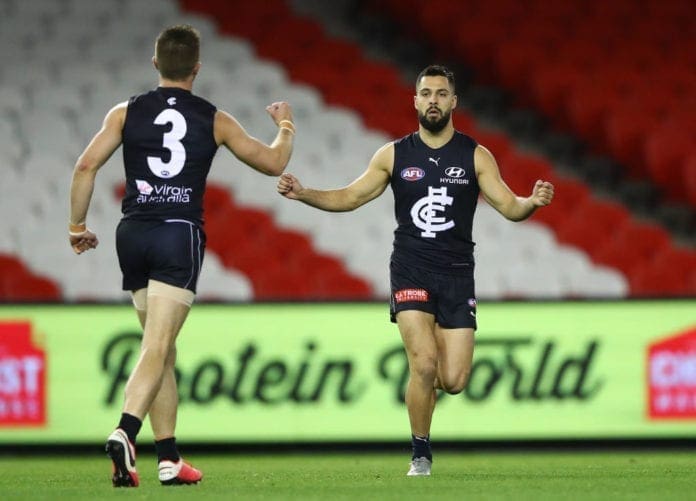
[410,355,438,383]
[440,370,471,395]
[164,346,177,367]
[140,341,171,363]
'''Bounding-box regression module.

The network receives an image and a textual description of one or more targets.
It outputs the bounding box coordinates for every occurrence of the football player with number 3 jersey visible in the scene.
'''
[69,25,295,487]
[277,65,553,476]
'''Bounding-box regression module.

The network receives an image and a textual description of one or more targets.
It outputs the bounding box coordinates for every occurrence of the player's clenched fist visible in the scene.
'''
[69,226,99,254]
[531,180,554,207]
[277,173,303,200]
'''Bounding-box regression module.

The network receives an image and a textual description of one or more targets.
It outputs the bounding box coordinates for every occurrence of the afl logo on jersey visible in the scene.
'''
[401,167,425,181]
[444,167,466,178]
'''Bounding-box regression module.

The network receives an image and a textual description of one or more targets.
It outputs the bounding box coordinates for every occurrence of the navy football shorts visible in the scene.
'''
[389,259,477,330]
[116,219,206,293]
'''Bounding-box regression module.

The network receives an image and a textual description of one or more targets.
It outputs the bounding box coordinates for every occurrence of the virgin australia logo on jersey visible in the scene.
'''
[441,166,469,184]
[135,179,192,204]
[401,167,425,181]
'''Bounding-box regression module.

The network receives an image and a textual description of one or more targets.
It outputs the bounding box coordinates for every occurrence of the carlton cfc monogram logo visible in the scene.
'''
[410,186,454,238]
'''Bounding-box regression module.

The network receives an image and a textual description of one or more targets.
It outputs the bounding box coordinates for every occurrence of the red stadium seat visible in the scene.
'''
[0,256,27,297]
[555,198,632,252]
[592,222,672,275]
[287,60,343,95]
[362,107,414,137]
[0,253,28,275]
[496,152,554,195]
[628,262,691,297]
[451,17,510,81]
[652,246,696,280]
[3,274,61,302]
[554,214,609,253]
[608,44,664,74]
[275,229,314,255]
[252,269,314,300]
[629,241,696,296]
[213,0,289,40]
[253,17,325,67]
[528,64,583,125]
[641,65,696,100]
[532,176,591,228]
[592,239,648,277]
[316,272,372,299]
[0,254,61,301]
[644,123,695,202]
[684,154,696,207]
[420,5,481,53]
[203,184,234,215]
[472,128,514,162]
[603,107,655,178]
[565,80,624,148]
[493,41,549,101]
[303,253,372,299]
[364,0,417,26]
[553,38,607,76]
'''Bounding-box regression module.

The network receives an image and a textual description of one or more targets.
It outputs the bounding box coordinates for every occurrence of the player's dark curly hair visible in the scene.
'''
[416,65,455,92]
[155,25,200,81]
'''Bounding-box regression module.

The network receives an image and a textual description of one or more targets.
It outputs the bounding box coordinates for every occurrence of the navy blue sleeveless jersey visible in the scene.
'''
[121,87,218,224]
[390,131,480,274]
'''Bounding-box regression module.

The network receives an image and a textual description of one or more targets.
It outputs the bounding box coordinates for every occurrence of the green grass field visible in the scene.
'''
[1,450,695,500]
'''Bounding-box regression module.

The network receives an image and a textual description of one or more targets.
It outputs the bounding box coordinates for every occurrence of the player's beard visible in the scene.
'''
[418,107,451,133]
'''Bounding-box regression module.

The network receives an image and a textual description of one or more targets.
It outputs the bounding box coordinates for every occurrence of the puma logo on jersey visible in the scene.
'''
[428,157,440,167]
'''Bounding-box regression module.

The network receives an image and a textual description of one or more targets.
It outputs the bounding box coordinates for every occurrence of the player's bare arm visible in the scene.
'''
[69,102,127,254]
[474,145,554,222]
[215,101,294,176]
[277,142,394,212]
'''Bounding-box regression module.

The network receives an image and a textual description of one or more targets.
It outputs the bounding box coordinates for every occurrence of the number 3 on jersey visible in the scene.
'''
[147,109,187,178]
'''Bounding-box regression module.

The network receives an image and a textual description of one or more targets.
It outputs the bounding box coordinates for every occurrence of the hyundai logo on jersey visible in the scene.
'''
[401,167,425,181]
[445,167,466,178]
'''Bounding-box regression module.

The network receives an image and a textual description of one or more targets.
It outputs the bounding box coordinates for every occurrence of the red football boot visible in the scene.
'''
[105,428,139,487]
[158,459,203,485]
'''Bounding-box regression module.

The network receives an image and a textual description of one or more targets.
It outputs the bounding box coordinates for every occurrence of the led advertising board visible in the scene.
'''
[0,301,694,443]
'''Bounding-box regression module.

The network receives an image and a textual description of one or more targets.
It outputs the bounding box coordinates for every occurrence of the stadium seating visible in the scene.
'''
[360,0,695,297]
[0,254,60,302]
[366,0,695,209]
[1,0,691,302]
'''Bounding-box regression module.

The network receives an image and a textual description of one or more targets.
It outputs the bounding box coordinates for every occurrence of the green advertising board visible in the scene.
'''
[0,301,695,444]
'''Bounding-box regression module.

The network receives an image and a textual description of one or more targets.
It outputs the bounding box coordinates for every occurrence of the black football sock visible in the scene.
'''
[155,437,181,463]
[411,434,432,461]
[117,413,142,445]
